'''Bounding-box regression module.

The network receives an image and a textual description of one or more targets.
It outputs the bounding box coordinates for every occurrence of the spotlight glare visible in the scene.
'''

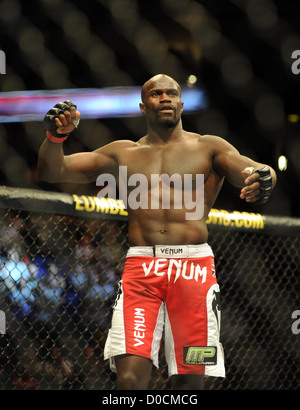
[187,75,197,86]
[278,155,288,171]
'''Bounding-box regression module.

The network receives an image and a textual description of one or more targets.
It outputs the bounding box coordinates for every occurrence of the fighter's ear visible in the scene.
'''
[179,101,184,114]
[139,102,145,115]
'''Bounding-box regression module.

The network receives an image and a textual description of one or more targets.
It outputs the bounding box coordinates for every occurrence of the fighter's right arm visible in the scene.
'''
[37,101,118,183]
[37,140,119,183]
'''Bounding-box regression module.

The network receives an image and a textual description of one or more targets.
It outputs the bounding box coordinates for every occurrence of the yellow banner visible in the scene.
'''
[73,195,128,216]
[206,208,264,229]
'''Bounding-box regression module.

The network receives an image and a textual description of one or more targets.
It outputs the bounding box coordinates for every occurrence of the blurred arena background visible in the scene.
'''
[0,0,299,391]
[0,0,300,215]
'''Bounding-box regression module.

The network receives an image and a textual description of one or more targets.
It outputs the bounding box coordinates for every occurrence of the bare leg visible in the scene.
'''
[171,374,204,390]
[115,354,153,390]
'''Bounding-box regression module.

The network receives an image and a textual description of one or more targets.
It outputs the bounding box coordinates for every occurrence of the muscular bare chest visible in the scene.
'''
[116,139,212,181]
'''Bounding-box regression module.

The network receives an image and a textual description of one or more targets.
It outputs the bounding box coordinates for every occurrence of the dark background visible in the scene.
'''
[1,0,300,217]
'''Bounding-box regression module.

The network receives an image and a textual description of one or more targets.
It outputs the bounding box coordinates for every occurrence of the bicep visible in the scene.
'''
[62,151,116,183]
[212,137,261,187]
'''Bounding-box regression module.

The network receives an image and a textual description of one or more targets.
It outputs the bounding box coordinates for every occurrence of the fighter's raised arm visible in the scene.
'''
[37,101,130,184]
[209,134,277,204]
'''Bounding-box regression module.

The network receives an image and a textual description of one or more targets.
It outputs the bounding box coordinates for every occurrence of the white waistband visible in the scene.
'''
[126,243,214,259]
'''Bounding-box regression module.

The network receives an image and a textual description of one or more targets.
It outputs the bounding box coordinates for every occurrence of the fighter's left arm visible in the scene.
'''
[211,135,277,204]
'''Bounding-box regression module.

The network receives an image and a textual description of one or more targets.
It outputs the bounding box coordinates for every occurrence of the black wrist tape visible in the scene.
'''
[253,166,273,204]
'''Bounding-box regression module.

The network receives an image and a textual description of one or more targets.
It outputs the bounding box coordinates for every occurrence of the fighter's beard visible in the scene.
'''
[151,111,181,129]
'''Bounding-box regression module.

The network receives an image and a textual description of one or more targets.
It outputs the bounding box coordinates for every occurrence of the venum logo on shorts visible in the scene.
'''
[142,259,207,284]
[133,308,146,347]
[183,346,217,365]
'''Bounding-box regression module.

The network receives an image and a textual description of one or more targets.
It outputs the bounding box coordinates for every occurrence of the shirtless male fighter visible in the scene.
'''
[37,74,277,390]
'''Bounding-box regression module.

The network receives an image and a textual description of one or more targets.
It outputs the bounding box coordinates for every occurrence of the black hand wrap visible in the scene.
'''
[253,166,273,204]
[44,100,77,138]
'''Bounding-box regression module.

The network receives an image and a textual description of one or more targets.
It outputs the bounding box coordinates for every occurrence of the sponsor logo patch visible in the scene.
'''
[183,346,217,365]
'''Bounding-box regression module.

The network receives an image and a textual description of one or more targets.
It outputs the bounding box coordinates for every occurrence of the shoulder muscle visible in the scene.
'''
[63,139,136,182]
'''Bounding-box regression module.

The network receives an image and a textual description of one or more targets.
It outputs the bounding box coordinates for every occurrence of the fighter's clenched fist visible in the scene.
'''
[44,100,80,143]
[240,166,273,204]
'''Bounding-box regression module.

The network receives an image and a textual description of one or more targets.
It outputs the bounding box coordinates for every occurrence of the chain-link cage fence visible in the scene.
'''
[0,186,299,390]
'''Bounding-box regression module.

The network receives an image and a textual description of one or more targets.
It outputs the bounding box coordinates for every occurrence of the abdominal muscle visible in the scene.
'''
[123,157,224,246]
[127,208,209,246]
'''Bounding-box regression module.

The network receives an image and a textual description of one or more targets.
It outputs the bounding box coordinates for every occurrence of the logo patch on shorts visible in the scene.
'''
[183,346,217,365]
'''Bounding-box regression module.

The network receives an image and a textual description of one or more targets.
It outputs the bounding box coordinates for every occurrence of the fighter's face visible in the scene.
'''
[140,77,183,128]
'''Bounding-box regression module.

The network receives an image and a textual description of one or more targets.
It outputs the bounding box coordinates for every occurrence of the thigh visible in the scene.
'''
[121,273,165,363]
[164,257,223,376]
[104,257,166,369]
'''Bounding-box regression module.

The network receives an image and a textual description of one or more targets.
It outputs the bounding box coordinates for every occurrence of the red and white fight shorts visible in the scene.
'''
[104,243,225,378]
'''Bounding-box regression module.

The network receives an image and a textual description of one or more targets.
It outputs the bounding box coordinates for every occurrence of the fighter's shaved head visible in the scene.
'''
[141,74,181,102]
